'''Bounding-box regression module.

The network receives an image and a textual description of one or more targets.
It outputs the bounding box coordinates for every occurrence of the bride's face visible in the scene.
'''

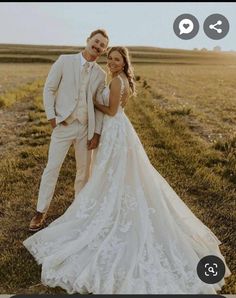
[107,51,125,74]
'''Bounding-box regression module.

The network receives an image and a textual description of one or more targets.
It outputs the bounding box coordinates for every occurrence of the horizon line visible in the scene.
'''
[0,42,234,52]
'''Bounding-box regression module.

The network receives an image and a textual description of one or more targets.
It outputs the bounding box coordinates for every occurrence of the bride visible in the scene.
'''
[23,46,231,294]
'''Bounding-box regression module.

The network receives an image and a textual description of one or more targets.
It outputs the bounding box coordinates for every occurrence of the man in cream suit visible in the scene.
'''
[29,29,109,231]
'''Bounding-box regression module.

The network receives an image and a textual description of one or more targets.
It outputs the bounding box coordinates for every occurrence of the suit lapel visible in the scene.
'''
[74,53,81,95]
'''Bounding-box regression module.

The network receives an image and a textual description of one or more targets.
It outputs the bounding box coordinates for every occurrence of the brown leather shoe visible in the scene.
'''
[29,211,46,232]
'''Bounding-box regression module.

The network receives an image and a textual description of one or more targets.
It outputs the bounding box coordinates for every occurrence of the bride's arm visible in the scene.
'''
[94,77,121,116]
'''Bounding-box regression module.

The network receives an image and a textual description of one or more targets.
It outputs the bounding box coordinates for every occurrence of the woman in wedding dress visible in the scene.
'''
[23,47,231,294]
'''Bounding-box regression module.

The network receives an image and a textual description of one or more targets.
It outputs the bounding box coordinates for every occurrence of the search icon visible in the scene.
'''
[197,255,226,284]
[208,267,215,274]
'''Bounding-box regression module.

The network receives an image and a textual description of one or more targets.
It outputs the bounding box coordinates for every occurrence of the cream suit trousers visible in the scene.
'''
[37,120,91,213]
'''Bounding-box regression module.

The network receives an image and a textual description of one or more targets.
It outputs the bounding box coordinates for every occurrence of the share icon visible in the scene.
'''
[203,14,229,40]
[209,20,222,33]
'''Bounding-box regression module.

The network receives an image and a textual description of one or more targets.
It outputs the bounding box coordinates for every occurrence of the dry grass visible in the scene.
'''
[134,63,236,143]
[0,63,50,94]
[0,52,235,294]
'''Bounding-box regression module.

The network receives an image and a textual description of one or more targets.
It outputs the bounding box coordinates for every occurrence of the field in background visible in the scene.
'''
[0,63,50,94]
[0,45,235,294]
[1,43,236,64]
[135,64,236,143]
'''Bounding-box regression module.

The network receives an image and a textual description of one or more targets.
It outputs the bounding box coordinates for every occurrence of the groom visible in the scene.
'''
[29,29,109,231]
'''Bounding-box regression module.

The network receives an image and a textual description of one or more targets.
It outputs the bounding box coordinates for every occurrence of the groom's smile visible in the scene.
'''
[92,46,100,54]
[85,33,108,60]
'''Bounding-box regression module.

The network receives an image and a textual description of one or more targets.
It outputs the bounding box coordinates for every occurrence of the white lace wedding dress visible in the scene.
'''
[23,76,231,294]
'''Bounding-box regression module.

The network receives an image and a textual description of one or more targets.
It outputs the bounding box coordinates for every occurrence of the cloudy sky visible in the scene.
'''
[0,2,235,50]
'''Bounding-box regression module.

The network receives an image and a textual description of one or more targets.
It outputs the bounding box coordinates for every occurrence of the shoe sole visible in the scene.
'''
[29,226,44,232]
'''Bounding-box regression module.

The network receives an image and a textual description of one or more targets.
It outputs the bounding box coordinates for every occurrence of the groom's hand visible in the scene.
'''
[87,133,100,150]
[49,118,57,129]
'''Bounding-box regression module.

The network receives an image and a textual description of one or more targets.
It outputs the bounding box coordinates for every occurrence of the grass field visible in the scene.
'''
[0,45,235,294]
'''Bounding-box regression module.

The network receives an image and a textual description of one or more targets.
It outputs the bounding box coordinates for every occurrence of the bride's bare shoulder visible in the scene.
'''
[109,77,121,90]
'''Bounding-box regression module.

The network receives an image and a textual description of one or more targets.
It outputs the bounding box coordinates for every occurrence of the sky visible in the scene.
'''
[0,2,235,51]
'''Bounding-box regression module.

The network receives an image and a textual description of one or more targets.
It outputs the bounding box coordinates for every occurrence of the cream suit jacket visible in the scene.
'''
[43,53,106,140]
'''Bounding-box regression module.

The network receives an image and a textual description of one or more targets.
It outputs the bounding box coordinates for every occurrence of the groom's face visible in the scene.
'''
[86,33,108,59]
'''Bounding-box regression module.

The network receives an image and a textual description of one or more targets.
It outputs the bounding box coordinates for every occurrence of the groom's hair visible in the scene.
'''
[88,29,109,43]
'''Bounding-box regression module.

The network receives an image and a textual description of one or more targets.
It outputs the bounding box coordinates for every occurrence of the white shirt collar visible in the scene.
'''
[79,52,95,72]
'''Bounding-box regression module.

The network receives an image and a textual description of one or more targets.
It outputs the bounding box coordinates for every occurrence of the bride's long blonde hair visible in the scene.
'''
[107,47,136,96]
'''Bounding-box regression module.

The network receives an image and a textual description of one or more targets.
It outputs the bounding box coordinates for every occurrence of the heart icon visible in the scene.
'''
[183,23,189,29]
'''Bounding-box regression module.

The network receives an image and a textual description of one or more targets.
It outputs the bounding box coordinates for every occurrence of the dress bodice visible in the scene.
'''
[102,75,125,113]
